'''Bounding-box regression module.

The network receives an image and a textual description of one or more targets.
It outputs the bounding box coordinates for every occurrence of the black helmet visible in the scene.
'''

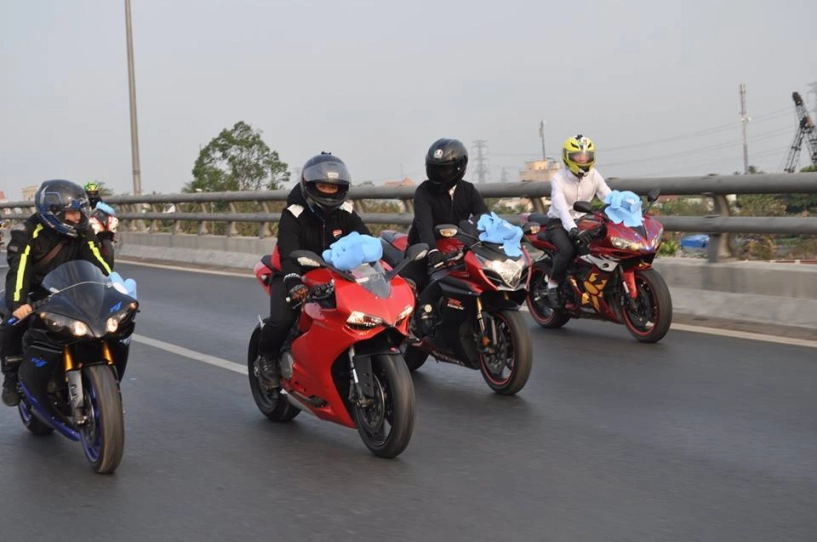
[299,152,351,215]
[425,138,468,192]
[34,180,91,237]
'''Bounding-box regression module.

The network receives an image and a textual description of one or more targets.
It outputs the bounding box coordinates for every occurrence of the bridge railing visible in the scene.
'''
[2,173,816,262]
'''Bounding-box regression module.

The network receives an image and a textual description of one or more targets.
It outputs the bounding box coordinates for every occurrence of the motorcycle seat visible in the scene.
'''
[380,230,407,247]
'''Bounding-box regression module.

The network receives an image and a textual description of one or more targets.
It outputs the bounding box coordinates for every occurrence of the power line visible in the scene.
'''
[603,107,792,153]
[602,127,792,168]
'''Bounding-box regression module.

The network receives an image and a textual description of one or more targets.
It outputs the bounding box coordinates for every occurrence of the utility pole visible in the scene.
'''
[739,83,750,174]
[125,0,142,195]
[500,167,509,183]
[539,120,547,162]
[472,140,489,183]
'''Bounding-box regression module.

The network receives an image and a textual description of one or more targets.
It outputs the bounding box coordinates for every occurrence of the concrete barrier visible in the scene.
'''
[14,231,817,331]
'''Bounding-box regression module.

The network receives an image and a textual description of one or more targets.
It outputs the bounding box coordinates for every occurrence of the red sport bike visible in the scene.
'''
[380,222,534,395]
[524,189,673,343]
[248,242,428,458]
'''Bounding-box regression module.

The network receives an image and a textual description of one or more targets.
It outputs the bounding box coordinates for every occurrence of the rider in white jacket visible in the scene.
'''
[545,135,612,307]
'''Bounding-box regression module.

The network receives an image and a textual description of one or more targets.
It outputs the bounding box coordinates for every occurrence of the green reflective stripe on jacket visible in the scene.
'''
[13,224,43,302]
[88,241,112,275]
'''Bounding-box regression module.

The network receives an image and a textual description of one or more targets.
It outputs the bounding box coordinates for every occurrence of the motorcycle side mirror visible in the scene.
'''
[384,243,430,281]
[647,188,660,202]
[435,224,459,238]
[522,221,541,235]
[406,243,429,262]
[290,250,326,269]
[573,201,594,213]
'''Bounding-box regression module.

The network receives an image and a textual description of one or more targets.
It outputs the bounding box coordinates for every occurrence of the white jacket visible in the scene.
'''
[546,167,612,231]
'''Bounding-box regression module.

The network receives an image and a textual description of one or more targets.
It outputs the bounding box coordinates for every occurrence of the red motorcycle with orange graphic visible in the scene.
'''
[524,189,672,343]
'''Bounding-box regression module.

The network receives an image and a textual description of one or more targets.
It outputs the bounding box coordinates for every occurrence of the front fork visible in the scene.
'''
[476,298,499,354]
[347,345,374,408]
[621,269,639,311]
[64,342,115,425]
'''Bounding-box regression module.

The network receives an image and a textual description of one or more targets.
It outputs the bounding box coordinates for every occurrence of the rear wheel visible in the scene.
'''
[81,364,125,474]
[622,268,673,343]
[247,324,300,422]
[479,310,533,395]
[18,398,54,436]
[354,354,416,459]
[527,266,571,329]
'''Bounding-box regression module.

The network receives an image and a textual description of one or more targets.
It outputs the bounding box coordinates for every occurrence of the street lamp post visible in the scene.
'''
[125,0,142,195]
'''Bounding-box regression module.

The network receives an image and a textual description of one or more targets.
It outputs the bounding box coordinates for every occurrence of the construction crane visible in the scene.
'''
[782,91,817,173]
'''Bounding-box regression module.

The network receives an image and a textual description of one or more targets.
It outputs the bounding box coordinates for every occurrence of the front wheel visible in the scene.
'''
[354,353,416,459]
[80,364,125,474]
[247,324,300,422]
[479,310,533,395]
[622,268,673,343]
[527,266,571,329]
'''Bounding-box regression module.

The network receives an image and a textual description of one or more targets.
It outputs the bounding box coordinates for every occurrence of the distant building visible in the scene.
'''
[382,177,416,188]
[22,185,38,201]
[518,159,560,182]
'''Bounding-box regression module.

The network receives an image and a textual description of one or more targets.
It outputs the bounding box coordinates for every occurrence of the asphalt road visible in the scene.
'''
[0,262,815,541]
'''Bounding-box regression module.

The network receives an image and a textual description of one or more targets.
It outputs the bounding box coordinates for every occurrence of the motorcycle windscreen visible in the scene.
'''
[348,262,391,299]
[40,260,130,336]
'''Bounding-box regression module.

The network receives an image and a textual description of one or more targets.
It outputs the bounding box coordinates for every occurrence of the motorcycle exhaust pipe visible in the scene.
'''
[285,392,317,416]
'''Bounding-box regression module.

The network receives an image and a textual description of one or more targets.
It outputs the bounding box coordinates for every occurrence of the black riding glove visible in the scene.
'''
[427,249,446,270]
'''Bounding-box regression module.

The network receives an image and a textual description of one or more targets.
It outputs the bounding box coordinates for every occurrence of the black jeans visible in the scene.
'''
[258,275,298,358]
[546,220,576,283]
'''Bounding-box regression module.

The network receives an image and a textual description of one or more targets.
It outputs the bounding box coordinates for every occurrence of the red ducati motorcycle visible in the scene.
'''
[524,189,673,343]
[248,242,427,458]
[380,222,534,395]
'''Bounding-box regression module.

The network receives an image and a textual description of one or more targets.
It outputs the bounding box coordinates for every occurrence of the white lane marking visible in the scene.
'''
[119,260,817,354]
[118,259,253,278]
[133,334,247,374]
[133,322,816,381]
[669,323,817,349]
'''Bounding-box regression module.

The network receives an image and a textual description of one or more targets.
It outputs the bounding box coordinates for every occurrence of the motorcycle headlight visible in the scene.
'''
[346,311,384,331]
[106,302,139,334]
[40,312,91,337]
[487,258,526,287]
[611,237,647,251]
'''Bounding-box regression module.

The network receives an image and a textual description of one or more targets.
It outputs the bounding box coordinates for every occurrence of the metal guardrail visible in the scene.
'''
[2,173,816,262]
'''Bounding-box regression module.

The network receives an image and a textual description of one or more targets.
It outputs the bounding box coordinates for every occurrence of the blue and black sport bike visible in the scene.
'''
[0,261,138,473]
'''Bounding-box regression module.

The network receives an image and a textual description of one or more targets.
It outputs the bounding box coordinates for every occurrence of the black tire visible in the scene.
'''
[354,353,416,459]
[401,344,428,372]
[247,324,300,422]
[18,399,54,436]
[622,268,673,343]
[526,266,571,329]
[479,310,533,395]
[80,364,125,474]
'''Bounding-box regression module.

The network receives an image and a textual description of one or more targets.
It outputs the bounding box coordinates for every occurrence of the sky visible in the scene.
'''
[2,0,816,200]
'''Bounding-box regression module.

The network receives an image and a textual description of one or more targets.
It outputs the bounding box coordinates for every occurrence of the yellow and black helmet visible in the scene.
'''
[562,134,595,177]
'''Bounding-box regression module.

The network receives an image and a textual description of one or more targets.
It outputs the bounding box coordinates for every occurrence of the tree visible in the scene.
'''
[185,121,289,193]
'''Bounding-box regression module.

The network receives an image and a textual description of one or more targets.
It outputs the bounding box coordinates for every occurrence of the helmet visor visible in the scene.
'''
[567,151,594,165]
[427,163,460,184]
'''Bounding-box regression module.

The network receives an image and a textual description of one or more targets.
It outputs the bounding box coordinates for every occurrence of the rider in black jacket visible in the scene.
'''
[1,180,111,406]
[255,153,370,388]
[403,138,489,294]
